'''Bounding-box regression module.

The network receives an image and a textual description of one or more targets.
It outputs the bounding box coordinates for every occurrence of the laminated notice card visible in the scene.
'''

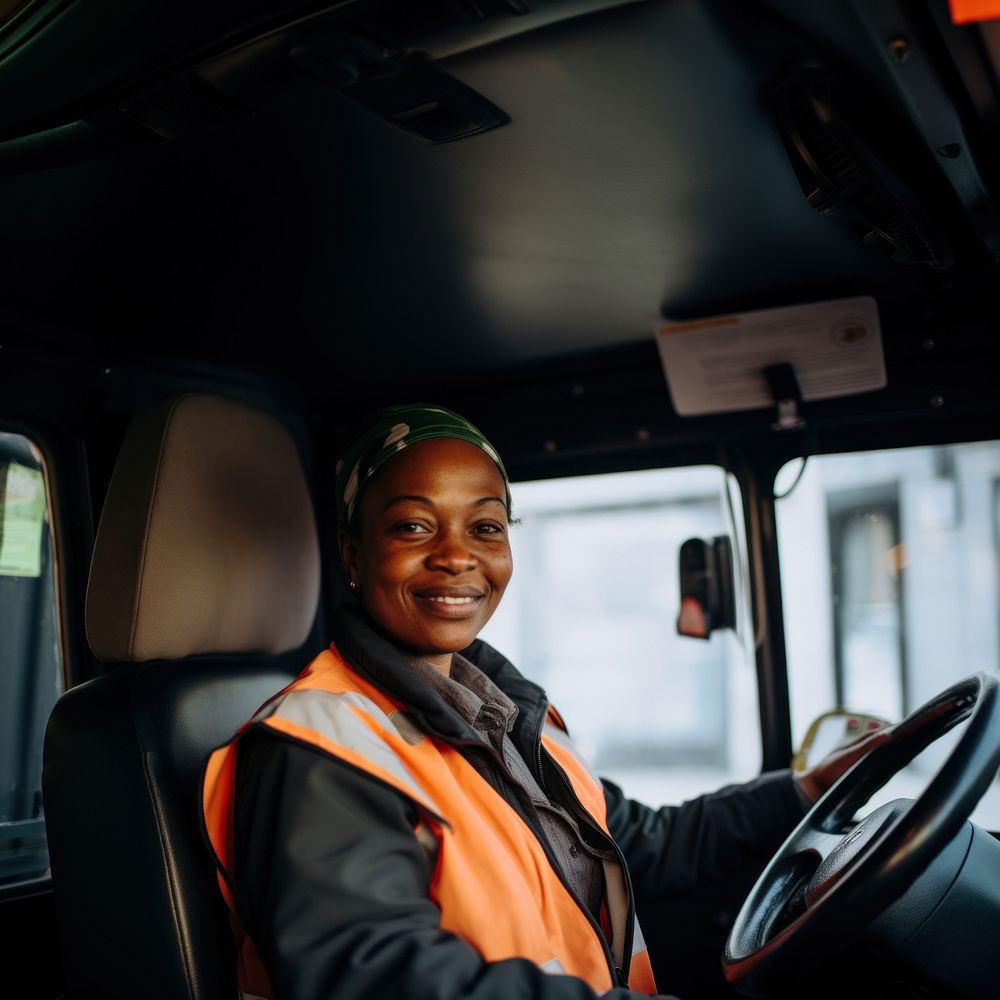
[655,296,886,417]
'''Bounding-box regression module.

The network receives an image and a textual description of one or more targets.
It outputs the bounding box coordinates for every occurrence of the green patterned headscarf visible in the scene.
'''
[335,404,509,530]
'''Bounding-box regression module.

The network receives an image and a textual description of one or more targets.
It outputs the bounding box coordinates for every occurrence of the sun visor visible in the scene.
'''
[655,296,886,418]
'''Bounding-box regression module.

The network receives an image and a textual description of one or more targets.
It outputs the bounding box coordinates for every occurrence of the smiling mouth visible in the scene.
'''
[413,589,486,616]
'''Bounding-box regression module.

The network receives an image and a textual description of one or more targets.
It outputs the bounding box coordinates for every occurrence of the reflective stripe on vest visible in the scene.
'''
[202,645,657,996]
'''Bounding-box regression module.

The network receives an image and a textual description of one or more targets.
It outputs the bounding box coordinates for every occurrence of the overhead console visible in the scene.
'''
[0,0,643,171]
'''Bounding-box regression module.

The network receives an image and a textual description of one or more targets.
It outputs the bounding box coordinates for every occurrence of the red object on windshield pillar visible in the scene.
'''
[677,596,708,640]
[950,0,1000,23]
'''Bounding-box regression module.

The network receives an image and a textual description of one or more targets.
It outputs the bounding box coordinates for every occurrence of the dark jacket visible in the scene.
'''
[233,607,804,1000]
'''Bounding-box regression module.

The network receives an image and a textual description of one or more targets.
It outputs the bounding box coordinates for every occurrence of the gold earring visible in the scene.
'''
[348,580,358,590]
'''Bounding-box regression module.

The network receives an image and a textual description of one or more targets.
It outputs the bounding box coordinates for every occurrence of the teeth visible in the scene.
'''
[427,596,478,604]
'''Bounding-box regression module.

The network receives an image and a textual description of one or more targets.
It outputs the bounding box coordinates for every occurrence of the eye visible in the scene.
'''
[473,521,505,536]
[393,521,431,535]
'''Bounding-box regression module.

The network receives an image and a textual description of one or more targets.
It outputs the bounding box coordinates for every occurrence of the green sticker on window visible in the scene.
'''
[0,463,46,578]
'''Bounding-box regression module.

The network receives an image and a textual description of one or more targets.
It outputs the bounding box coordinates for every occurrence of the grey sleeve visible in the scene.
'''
[233,730,679,1000]
[603,771,806,900]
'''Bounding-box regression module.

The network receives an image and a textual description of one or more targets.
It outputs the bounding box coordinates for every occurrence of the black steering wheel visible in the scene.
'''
[722,672,1000,997]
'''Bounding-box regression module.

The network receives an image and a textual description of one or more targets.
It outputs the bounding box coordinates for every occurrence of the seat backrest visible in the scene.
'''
[43,394,320,1000]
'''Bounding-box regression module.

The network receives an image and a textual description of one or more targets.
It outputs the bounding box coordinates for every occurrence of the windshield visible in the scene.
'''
[775,439,1000,827]
[481,464,759,806]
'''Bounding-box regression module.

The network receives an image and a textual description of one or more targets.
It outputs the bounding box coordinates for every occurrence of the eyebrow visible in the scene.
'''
[381,495,506,512]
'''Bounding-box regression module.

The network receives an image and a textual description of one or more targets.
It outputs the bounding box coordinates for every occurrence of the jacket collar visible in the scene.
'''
[330,603,550,757]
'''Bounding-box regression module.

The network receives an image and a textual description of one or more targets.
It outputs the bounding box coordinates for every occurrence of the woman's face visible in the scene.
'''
[339,437,513,672]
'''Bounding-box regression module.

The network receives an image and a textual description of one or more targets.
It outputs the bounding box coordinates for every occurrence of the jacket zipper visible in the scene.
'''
[535,740,548,796]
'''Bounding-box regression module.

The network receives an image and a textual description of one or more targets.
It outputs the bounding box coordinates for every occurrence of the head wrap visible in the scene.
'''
[335,404,509,530]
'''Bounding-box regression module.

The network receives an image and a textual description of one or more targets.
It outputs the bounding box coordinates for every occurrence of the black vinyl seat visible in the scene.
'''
[43,394,321,1000]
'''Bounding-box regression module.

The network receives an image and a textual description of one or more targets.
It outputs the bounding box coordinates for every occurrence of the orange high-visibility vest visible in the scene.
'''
[203,645,657,998]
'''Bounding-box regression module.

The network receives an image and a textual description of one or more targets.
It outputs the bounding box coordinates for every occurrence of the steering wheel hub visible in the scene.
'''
[803,798,908,907]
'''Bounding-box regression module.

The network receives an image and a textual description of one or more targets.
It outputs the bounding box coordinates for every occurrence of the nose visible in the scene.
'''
[425,527,477,574]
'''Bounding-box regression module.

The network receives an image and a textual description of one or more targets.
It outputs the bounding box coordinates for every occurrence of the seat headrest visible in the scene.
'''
[86,394,320,663]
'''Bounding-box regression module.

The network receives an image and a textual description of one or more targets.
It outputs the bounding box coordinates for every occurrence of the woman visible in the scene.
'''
[203,405,883,1000]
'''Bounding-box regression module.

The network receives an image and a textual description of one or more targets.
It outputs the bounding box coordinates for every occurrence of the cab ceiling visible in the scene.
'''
[0,0,986,403]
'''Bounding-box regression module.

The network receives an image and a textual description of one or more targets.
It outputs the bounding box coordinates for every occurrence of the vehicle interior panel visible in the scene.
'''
[2,1,1000,998]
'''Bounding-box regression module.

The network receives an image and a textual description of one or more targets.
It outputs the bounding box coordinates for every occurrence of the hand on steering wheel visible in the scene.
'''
[794,719,894,805]
[723,672,1000,997]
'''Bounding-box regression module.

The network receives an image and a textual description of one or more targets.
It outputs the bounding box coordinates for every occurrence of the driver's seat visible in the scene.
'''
[43,393,321,999]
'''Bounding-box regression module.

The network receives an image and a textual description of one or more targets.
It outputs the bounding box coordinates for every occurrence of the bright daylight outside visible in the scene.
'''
[775,439,1000,828]
[480,465,760,809]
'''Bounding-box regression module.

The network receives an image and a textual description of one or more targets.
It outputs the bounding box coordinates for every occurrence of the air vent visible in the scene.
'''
[771,68,954,270]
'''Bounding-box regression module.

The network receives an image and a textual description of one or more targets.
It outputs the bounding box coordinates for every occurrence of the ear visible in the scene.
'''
[338,529,361,588]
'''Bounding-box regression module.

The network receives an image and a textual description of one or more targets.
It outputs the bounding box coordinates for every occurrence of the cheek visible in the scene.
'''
[357,557,410,629]
[357,542,432,608]
[360,547,404,590]
[355,540,393,593]
[491,547,514,595]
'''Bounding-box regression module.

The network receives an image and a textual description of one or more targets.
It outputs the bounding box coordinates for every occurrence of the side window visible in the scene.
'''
[775,440,1000,828]
[0,432,63,886]
[480,466,761,807]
